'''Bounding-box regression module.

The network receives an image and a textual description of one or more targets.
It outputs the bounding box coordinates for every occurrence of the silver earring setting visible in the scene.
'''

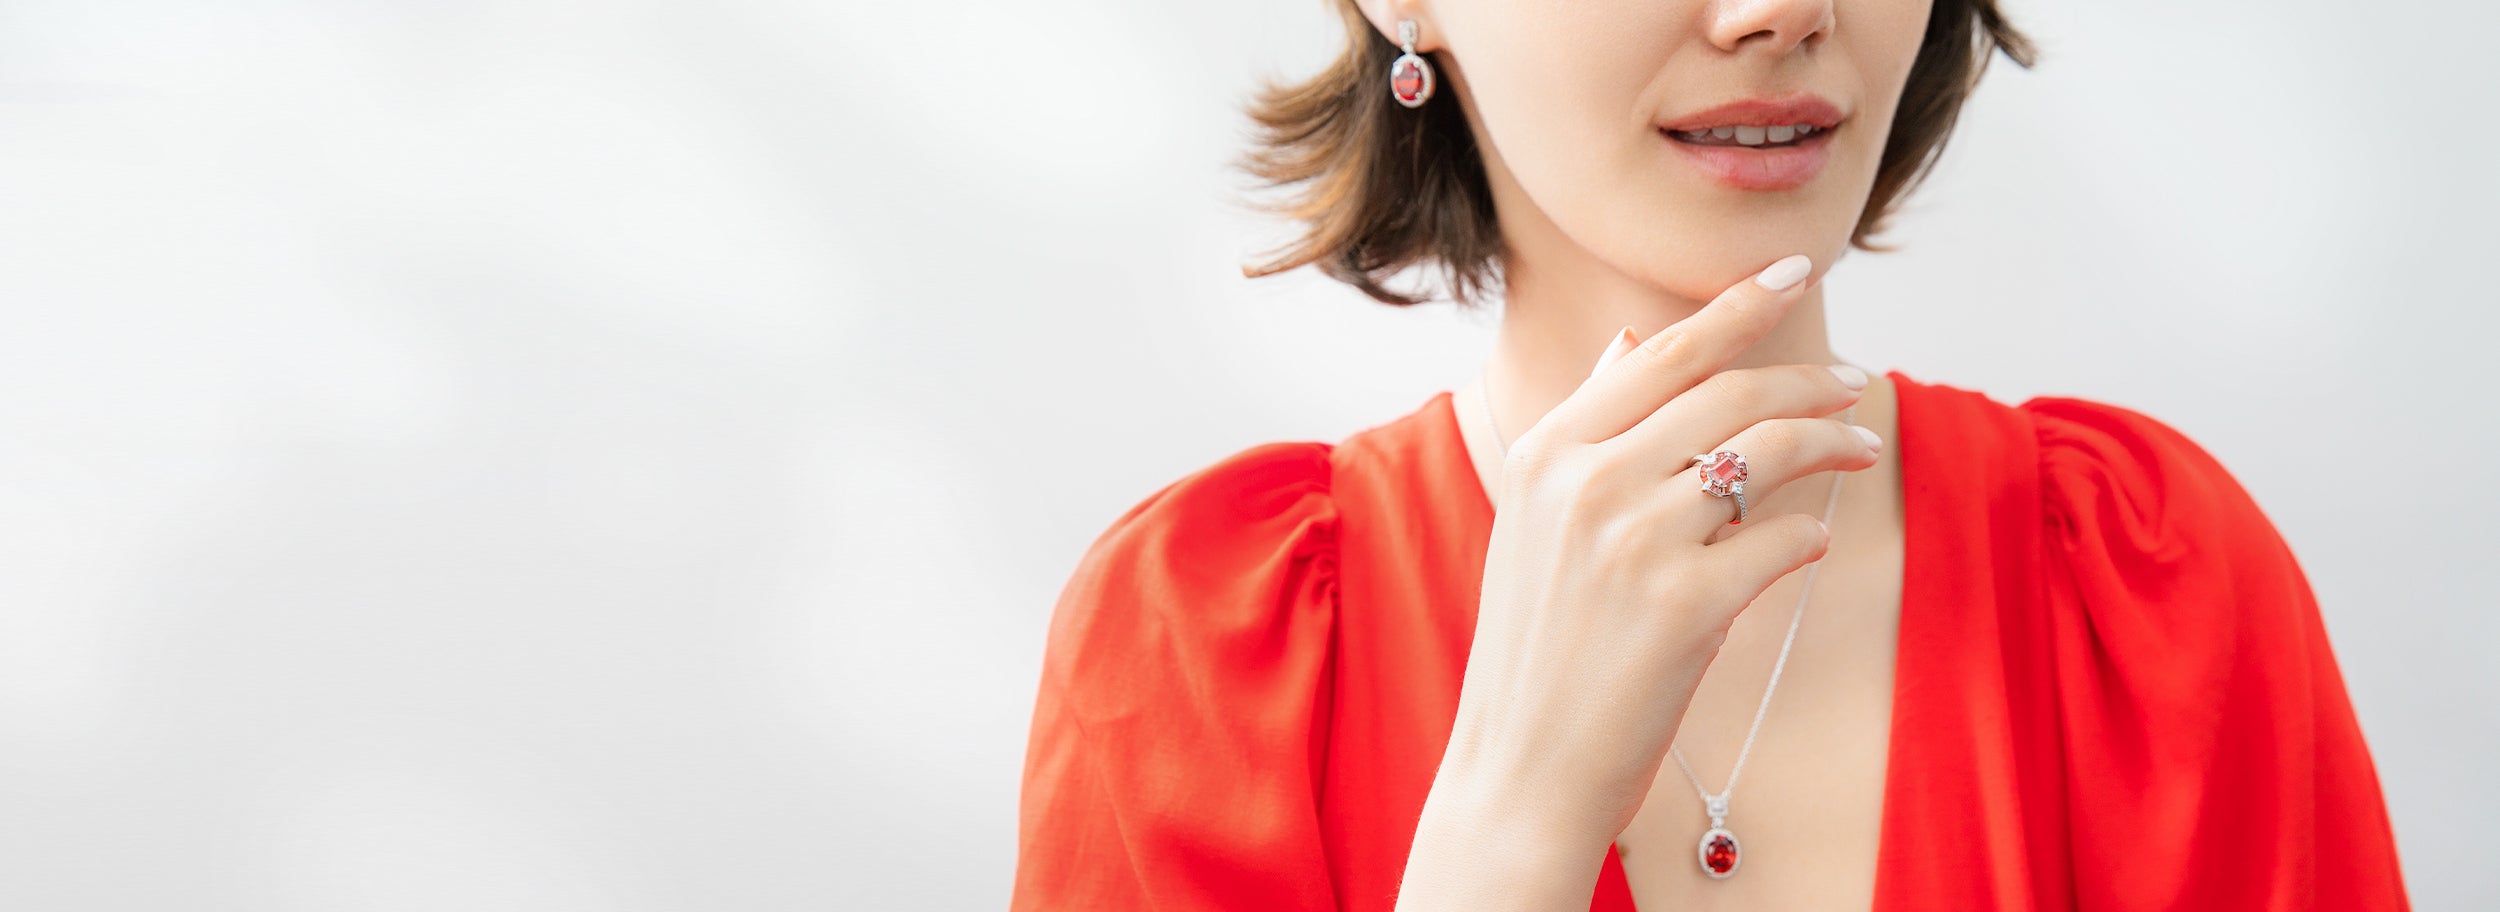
[1389,19,1435,108]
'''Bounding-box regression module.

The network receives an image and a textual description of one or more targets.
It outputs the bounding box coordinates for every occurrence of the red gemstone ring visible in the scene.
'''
[1690,450,1748,525]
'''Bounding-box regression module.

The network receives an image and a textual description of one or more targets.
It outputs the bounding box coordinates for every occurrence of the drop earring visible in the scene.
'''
[1388,19,1435,108]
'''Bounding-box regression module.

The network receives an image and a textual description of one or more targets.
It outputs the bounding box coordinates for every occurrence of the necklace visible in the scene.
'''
[1475,372,1857,880]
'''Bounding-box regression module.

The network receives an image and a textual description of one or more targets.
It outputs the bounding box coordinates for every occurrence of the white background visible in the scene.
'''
[1,0,2492,908]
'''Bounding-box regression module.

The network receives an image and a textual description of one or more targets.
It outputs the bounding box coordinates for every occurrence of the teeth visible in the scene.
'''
[1672,123,1823,147]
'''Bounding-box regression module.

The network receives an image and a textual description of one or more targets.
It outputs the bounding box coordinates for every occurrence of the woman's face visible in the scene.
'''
[1381,0,1932,296]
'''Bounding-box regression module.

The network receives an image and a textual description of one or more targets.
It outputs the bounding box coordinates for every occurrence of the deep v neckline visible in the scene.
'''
[1432,371,1918,912]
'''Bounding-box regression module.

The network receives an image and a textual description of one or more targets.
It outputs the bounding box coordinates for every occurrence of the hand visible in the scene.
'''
[1444,254,1883,850]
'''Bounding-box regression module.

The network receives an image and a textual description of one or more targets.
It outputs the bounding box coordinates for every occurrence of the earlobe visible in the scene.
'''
[1362,0,1435,52]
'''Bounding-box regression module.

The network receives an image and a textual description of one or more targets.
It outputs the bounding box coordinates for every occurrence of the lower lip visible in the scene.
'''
[1660,123,1838,191]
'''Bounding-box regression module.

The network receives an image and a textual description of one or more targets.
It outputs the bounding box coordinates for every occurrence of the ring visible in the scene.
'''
[1690,450,1748,525]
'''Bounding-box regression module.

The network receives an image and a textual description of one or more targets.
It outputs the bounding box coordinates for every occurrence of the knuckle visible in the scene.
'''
[1580,439,1640,482]
[1553,455,1607,497]
[1502,443,1564,483]
[1589,511,1654,569]
[1700,369,1760,411]
[1751,417,1806,455]
[1636,327,1694,364]
[1507,441,1598,494]
[1655,559,1717,609]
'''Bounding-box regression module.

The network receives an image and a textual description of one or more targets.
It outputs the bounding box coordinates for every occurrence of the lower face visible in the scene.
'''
[1433,0,1931,298]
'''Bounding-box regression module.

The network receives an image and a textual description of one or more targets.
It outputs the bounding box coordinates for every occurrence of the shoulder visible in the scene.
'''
[1895,371,2294,572]
[1044,441,1342,700]
[1018,441,1349,905]
[2015,393,2317,666]
[2024,393,2246,507]
[2018,394,2298,574]
[1065,440,1340,594]
[2005,401,2403,908]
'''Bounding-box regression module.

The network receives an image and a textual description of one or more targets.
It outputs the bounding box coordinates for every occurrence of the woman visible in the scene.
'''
[1012,0,2409,908]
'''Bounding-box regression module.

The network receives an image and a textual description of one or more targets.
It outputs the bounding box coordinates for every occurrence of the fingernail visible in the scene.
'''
[1828,363,1868,389]
[1589,325,1636,377]
[1854,425,1883,451]
[1754,254,1812,291]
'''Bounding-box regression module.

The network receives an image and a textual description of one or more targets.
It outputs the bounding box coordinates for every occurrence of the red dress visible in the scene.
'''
[1011,369,2410,910]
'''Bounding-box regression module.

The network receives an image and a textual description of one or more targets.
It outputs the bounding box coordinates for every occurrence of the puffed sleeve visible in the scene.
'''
[2028,397,2410,910]
[1011,441,1342,911]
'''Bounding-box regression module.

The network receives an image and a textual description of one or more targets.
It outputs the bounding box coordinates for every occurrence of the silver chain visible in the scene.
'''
[1476,368,1858,826]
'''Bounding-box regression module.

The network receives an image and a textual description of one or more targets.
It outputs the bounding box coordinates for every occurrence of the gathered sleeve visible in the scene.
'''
[1011,441,1343,911]
[2027,398,2410,909]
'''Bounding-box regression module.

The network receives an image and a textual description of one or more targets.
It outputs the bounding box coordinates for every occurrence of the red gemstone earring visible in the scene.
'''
[1388,19,1435,108]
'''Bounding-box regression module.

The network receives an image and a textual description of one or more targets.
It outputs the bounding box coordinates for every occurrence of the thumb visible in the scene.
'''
[1586,325,1643,379]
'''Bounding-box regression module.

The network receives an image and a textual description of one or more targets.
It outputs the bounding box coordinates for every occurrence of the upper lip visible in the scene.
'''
[1659,92,1845,131]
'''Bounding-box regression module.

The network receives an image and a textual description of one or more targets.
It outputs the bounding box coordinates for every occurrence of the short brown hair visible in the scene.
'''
[1235,2,2040,307]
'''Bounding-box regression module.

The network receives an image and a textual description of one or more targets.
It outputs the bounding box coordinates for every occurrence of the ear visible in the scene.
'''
[1354,0,1439,52]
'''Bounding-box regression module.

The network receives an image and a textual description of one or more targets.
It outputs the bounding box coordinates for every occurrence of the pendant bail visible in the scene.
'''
[1705,794,1729,825]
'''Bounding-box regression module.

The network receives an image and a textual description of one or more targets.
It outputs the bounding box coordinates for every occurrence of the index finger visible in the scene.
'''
[1543,253,1816,445]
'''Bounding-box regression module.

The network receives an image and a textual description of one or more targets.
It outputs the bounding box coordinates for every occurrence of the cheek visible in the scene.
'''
[1855,1,1935,125]
[1827,9,1930,181]
[1443,7,1674,197]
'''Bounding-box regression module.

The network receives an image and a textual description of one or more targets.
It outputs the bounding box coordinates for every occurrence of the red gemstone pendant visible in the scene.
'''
[1389,55,1432,108]
[1698,826,1742,879]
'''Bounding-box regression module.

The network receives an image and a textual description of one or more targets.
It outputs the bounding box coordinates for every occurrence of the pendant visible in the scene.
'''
[1696,796,1742,879]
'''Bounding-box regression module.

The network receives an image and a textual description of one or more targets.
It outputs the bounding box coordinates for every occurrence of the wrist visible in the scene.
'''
[1424,727,1622,858]
[1398,758,1616,910]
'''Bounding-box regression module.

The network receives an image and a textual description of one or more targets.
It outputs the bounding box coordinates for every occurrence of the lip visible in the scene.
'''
[1656,93,1846,191]
[1658,92,1845,131]
[1660,121,1838,191]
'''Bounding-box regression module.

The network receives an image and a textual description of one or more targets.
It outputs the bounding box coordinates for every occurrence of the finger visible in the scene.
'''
[1499,328,1639,453]
[1538,254,1814,446]
[1585,326,1642,380]
[1609,362,1868,474]
[1668,415,1879,540]
[1697,512,1832,608]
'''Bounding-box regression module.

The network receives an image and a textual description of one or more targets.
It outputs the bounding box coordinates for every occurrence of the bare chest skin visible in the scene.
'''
[1452,374,1907,911]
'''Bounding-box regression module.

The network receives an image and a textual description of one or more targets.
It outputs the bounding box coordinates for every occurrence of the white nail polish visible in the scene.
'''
[1754,254,1812,291]
[1589,326,1634,377]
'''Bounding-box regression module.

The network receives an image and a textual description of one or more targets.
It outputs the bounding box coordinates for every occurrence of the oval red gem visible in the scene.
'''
[1704,832,1739,875]
[1391,59,1427,102]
